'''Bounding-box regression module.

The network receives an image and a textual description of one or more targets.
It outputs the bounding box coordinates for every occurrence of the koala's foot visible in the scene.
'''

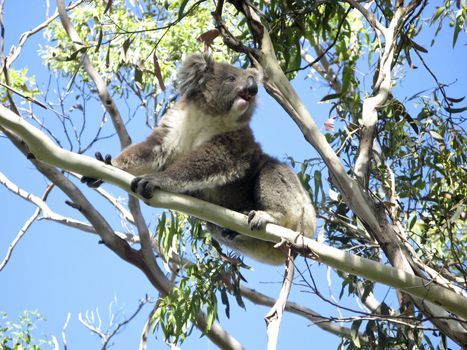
[81,152,112,188]
[248,210,275,230]
[220,229,239,240]
[131,176,160,199]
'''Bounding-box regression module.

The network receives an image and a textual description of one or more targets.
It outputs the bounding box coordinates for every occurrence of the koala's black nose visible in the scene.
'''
[246,76,258,96]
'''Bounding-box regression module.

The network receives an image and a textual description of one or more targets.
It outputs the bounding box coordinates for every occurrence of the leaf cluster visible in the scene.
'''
[0,311,51,350]
[151,211,247,344]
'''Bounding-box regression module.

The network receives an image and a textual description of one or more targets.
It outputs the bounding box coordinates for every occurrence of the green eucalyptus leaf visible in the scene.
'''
[95,28,103,53]
[320,93,342,102]
[452,13,464,47]
[350,319,362,348]
[444,106,467,114]
[66,47,87,61]
[178,0,190,20]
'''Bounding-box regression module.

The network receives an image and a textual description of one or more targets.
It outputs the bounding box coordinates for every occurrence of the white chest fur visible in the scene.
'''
[161,103,243,157]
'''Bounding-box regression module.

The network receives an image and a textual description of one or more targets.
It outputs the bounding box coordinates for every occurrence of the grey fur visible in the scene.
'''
[108,53,316,265]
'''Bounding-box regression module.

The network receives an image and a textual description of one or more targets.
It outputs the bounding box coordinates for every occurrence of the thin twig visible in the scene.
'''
[289,6,352,74]
[62,312,71,350]
[4,0,84,70]
[56,0,131,148]
[102,297,150,349]
[139,302,159,350]
[343,0,387,35]
[264,248,294,350]
[0,82,47,109]
[0,175,54,271]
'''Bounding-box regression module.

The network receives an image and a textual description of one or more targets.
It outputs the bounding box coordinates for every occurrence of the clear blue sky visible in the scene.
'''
[1,1,465,349]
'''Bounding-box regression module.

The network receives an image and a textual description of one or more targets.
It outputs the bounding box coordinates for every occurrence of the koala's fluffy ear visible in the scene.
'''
[177,53,214,97]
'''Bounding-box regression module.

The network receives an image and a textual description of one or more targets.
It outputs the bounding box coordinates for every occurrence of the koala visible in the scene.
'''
[82,53,316,265]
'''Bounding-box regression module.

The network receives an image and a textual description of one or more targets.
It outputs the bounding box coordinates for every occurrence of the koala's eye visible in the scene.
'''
[227,75,236,82]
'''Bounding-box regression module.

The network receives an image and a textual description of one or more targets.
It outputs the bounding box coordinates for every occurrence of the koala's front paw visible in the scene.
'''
[131,176,160,199]
[81,152,113,188]
[248,210,274,230]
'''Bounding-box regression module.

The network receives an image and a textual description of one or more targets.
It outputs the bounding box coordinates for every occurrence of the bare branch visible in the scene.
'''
[70,172,135,225]
[79,309,106,342]
[4,0,85,70]
[0,174,53,271]
[265,250,294,350]
[0,168,136,241]
[56,0,131,148]
[354,7,405,187]
[62,312,71,350]
[240,284,368,343]
[343,0,387,36]
[96,187,135,224]
[0,82,47,109]
[102,297,150,349]
[139,303,158,350]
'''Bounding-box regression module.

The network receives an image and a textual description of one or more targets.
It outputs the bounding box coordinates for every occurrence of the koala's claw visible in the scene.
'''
[81,152,113,188]
[131,176,158,199]
[82,178,104,188]
[130,177,143,193]
[95,152,112,165]
[248,210,272,230]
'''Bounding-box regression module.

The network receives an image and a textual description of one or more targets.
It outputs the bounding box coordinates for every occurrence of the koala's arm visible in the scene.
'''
[111,128,167,176]
[81,126,167,187]
[131,133,256,198]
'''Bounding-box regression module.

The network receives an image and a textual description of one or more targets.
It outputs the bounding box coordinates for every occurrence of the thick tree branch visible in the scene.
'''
[353,7,404,187]
[1,104,466,323]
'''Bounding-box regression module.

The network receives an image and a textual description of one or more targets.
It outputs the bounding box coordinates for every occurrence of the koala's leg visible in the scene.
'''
[247,210,277,230]
[206,223,286,265]
[252,160,316,238]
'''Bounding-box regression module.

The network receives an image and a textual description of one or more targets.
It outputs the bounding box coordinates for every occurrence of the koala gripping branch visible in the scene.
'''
[1,104,467,321]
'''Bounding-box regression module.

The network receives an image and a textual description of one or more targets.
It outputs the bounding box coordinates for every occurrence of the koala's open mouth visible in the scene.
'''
[233,95,252,114]
[232,77,258,114]
[238,90,254,102]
